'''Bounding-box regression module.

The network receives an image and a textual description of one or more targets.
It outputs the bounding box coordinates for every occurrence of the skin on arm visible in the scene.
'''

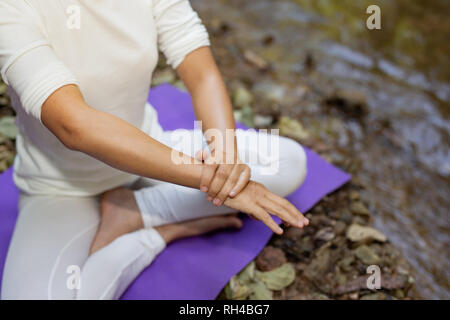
[41,84,203,189]
[41,84,308,234]
[177,47,251,206]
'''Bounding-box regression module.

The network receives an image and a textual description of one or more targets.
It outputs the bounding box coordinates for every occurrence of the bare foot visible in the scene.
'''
[155,214,243,244]
[90,187,243,254]
[90,187,143,254]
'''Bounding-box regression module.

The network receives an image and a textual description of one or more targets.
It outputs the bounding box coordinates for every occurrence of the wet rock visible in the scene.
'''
[284,227,304,240]
[340,210,353,224]
[253,114,274,128]
[324,89,368,118]
[352,216,368,226]
[334,221,347,236]
[314,227,335,242]
[350,201,371,217]
[255,246,287,272]
[232,87,253,109]
[349,190,360,201]
[353,245,381,265]
[338,255,355,273]
[346,224,387,243]
[243,49,270,71]
[278,116,310,141]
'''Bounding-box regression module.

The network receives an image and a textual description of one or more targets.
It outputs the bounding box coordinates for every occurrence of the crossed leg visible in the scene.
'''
[90,129,307,255]
[1,130,306,299]
[1,192,242,300]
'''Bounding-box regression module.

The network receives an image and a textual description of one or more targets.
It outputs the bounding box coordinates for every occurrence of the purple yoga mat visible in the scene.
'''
[0,84,350,300]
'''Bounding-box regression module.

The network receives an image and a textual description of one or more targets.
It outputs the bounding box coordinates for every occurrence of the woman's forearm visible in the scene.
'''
[177,47,238,158]
[42,84,203,189]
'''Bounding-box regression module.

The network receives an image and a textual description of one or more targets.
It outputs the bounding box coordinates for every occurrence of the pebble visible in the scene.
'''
[243,49,270,71]
[233,87,253,108]
[314,227,335,242]
[253,114,274,127]
[346,224,387,243]
[350,201,371,217]
[353,245,381,265]
[255,246,287,272]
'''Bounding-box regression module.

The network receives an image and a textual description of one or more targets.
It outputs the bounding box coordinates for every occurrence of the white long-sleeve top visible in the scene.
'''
[0,0,210,196]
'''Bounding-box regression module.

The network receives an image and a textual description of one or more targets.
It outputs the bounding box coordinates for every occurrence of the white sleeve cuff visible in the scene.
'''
[20,60,79,121]
[154,0,210,69]
[3,44,79,123]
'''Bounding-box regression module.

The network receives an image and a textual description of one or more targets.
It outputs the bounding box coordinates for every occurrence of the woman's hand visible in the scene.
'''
[223,181,309,235]
[196,149,251,206]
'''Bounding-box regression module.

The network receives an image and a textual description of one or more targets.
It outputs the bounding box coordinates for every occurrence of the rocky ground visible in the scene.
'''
[0,17,418,300]
[218,185,416,300]
[153,17,419,299]
[0,81,16,172]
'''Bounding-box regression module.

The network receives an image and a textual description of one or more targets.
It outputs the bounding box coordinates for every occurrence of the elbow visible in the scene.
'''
[40,85,90,152]
[42,105,87,152]
[57,117,85,151]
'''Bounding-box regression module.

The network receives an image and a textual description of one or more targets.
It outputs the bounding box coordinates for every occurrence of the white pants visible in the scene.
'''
[1,130,307,300]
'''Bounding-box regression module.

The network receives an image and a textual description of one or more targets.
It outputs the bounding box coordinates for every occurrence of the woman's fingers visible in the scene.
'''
[197,149,250,204]
[253,207,283,235]
[267,192,308,226]
[198,151,218,194]
[261,196,303,228]
[213,165,241,205]
[281,197,309,226]
[229,165,251,197]
[207,165,233,203]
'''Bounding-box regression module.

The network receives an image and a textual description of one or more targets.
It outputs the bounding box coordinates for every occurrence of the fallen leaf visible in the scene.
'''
[256,263,295,291]
[0,116,18,139]
[249,280,273,300]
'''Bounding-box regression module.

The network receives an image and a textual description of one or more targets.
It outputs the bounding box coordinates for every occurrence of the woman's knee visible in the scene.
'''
[279,137,307,193]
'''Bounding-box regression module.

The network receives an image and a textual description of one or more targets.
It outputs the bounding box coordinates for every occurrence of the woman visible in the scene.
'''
[0,0,308,299]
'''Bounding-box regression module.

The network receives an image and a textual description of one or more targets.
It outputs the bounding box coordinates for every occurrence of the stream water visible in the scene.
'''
[192,0,450,299]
